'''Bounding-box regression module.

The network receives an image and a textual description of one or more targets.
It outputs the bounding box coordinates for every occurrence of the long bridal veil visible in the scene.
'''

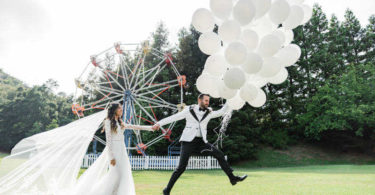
[0,109,116,195]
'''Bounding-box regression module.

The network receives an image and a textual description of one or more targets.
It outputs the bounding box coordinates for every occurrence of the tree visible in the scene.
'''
[325,14,345,77]
[362,15,375,64]
[0,79,75,151]
[284,4,330,137]
[298,63,375,152]
[341,9,364,65]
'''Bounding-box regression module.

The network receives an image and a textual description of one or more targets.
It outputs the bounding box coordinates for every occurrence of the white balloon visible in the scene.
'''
[288,0,304,5]
[225,41,248,65]
[196,73,221,96]
[198,32,222,55]
[204,54,228,76]
[227,93,246,110]
[233,0,256,26]
[208,76,222,98]
[251,15,277,38]
[255,79,268,88]
[218,81,238,99]
[248,88,266,107]
[268,67,289,85]
[223,67,247,89]
[271,29,286,46]
[253,0,272,19]
[301,4,312,24]
[275,44,301,67]
[240,29,259,51]
[210,0,233,20]
[248,74,269,87]
[192,8,215,33]
[196,73,212,94]
[282,5,304,30]
[210,92,221,98]
[259,56,282,78]
[240,83,259,102]
[258,34,282,57]
[268,0,291,25]
[279,27,294,46]
[219,20,242,42]
[241,52,263,74]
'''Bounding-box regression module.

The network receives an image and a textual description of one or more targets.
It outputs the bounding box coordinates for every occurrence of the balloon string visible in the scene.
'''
[213,109,233,148]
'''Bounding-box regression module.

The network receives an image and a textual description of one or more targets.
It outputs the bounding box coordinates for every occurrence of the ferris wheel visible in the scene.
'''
[72,41,186,155]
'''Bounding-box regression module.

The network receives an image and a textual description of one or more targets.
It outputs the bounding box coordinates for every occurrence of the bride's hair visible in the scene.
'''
[107,103,122,133]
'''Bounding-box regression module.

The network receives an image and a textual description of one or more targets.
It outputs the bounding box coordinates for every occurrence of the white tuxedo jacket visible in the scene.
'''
[156,103,230,143]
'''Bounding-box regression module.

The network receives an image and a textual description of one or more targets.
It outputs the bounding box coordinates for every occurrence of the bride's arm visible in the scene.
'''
[127,124,154,131]
[104,119,115,160]
[119,119,153,131]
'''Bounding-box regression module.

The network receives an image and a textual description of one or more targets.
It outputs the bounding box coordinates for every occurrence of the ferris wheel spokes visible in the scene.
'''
[133,94,178,109]
[83,94,124,110]
[73,42,186,155]
[135,78,179,93]
[128,56,145,89]
[131,63,168,92]
[130,64,164,92]
[135,99,176,111]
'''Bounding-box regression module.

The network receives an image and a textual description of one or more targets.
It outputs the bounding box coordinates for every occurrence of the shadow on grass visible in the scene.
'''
[234,146,375,169]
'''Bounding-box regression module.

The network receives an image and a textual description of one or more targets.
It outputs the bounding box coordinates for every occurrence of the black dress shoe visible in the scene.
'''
[163,187,170,195]
[230,174,247,185]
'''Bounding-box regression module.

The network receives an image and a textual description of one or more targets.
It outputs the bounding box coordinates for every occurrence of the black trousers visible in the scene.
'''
[165,137,235,191]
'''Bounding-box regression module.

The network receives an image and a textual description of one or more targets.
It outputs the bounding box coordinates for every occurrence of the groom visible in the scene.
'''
[152,94,247,195]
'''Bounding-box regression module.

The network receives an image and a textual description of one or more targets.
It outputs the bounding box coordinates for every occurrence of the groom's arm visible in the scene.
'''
[210,103,230,119]
[156,106,189,127]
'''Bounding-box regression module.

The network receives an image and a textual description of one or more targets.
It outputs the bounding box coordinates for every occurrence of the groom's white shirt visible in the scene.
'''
[156,103,230,143]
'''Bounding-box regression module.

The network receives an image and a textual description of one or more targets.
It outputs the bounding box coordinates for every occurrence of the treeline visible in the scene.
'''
[0,4,374,162]
[0,75,75,152]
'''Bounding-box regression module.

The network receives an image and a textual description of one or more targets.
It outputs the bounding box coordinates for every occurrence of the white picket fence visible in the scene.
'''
[82,153,226,170]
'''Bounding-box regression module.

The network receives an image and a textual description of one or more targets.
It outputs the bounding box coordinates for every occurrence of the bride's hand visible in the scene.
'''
[110,159,116,166]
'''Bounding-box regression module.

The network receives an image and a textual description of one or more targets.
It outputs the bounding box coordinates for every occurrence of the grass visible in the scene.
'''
[237,145,375,168]
[2,148,375,194]
[131,165,375,195]
[0,152,7,163]
[79,145,375,195]
[0,152,7,158]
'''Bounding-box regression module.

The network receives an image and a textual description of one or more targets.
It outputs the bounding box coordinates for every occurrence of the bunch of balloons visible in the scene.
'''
[193,0,312,110]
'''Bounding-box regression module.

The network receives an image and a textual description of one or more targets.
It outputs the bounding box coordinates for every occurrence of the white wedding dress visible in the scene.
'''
[78,119,152,195]
[0,110,152,195]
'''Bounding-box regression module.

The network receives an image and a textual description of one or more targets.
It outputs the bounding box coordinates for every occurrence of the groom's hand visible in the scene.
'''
[110,159,116,166]
[152,124,160,131]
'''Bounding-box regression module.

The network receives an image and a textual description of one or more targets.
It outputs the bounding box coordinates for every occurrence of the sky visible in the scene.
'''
[0,0,374,95]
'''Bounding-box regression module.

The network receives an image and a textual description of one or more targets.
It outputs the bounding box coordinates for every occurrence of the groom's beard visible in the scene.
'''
[199,102,208,109]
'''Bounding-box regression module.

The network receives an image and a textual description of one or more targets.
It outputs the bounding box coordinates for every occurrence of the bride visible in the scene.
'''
[84,102,153,195]
[0,102,154,195]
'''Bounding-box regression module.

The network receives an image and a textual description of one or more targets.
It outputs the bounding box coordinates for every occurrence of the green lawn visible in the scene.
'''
[132,165,375,195]
[0,153,7,158]
[0,152,7,163]
[237,146,375,168]
[3,152,375,194]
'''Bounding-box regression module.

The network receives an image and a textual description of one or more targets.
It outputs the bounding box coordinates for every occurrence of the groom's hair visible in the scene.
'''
[198,94,209,100]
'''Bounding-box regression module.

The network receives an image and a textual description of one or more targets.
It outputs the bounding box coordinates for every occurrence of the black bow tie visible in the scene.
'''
[199,107,207,112]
